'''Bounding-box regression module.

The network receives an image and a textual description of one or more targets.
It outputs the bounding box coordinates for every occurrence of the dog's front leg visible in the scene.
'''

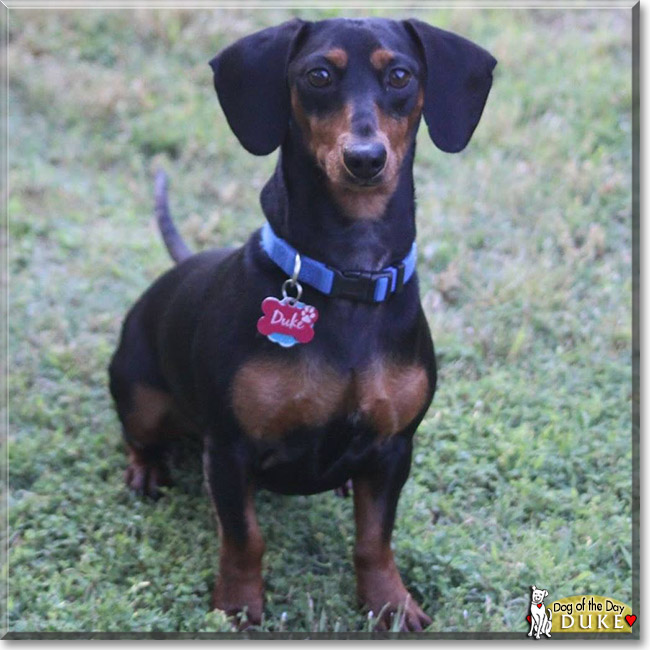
[527,615,535,637]
[353,437,431,632]
[203,436,265,627]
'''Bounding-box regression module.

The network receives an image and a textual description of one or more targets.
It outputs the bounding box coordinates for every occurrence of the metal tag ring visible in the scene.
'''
[291,253,302,284]
[282,279,303,302]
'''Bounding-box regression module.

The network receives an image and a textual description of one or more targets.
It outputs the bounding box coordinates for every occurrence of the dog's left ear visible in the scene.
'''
[404,19,497,153]
[209,19,307,155]
[544,590,548,598]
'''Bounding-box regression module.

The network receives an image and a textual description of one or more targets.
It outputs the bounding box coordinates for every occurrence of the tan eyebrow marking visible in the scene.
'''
[324,48,348,68]
[370,48,395,70]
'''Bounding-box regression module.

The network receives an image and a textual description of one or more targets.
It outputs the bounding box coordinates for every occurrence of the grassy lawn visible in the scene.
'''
[7,7,633,635]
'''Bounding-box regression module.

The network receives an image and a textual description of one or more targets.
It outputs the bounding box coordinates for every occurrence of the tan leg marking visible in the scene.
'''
[211,485,265,627]
[123,383,176,496]
[124,383,174,446]
[353,478,431,631]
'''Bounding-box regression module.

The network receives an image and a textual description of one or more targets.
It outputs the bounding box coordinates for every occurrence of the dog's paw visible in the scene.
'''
[361,585,431,632]
[212,580,263,629]
[125,458,172,499]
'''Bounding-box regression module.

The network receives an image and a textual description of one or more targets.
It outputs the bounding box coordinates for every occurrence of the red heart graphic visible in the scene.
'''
[537,603,543,608]
[526,615,531,623]
[625,615,636,627]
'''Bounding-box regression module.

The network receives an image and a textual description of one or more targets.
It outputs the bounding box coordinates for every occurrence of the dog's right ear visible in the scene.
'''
[209,19,307,155]
[531,585,536,591]
[404,19,497,154]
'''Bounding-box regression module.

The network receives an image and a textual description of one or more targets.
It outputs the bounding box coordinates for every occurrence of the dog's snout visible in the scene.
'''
[343,142,387,180]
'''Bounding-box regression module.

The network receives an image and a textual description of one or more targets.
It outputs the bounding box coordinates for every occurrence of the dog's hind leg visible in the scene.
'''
[120,383,176,498]
[109,310,179,498]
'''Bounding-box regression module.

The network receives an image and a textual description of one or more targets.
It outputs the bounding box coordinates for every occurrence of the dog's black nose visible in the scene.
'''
[343,142,387,180]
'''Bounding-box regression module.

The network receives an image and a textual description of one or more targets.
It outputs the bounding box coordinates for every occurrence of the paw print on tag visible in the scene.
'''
[300,305,318,325]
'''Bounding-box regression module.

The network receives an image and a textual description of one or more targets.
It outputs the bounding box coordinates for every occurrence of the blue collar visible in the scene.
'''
[260,222,417,303]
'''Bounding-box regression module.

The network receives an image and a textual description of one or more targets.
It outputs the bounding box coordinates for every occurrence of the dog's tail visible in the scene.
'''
[547,608,553,620]
[154,169,193,264]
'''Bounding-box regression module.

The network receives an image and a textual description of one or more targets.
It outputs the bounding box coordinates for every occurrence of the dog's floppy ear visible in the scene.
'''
[209,19,306,155]
[531,585,536,591]
[543,590,548,598]
[404,19,497,153]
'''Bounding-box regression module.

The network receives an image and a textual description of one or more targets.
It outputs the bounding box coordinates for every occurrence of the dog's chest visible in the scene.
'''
[231,356,429,440]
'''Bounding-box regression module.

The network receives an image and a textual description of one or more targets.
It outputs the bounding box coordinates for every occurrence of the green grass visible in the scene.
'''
[7,7,633,636]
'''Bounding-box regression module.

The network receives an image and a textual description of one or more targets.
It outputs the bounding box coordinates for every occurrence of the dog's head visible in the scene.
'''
[210,18,496,218]
[531,585,549,604]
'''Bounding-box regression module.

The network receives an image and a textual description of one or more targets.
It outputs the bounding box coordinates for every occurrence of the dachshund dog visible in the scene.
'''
[109,17,496,631]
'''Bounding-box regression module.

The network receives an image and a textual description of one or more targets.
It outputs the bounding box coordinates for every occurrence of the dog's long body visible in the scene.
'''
[109,17,495,630]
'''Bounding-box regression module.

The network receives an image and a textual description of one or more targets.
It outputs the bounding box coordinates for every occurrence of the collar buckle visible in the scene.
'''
[394,262,406,293]
[330,268,395,302]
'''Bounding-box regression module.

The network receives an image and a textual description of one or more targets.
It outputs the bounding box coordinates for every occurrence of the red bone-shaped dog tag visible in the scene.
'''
[257,296,318,347]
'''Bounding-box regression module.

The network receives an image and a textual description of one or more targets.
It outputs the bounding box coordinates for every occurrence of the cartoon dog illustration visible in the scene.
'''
[528,585,552,639]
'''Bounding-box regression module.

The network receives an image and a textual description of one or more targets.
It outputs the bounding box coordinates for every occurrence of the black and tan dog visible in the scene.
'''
[109,17,496,631]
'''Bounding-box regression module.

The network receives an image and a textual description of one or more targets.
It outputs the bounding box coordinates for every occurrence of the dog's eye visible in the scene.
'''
[388,68,411,89]
[307,68,332,88]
